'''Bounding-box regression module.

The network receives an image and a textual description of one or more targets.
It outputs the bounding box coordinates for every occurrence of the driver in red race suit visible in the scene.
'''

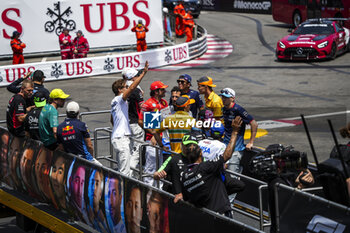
[59,28,73,60]
[73,30,89,59]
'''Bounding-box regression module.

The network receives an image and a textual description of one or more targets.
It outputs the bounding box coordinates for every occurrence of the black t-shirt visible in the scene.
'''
[181,156,231,214]
[24,107,42,140]
[128,88,144,124]
[160,154,189,194]
[6,94,26,137]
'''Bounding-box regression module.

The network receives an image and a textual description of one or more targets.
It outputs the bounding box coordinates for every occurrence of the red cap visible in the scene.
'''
[150,81,169,91]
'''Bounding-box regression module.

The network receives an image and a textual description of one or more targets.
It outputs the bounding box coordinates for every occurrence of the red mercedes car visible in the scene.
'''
[276,19,350,61]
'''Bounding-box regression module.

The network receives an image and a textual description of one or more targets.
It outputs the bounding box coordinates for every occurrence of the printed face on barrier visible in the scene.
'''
[0,132,9,178]
[72,165,85,209]
[92,170,103,213]
[147,192,164,233]
[20,148,34,189]
[35,149,53,200]
[9,137,22,188]
[125,186,143,233]
[50,155,66,201]
[109,177,122,225]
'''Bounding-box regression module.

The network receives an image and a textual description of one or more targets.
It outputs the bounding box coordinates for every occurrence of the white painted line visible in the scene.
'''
[208,45,233,49]
[283,110,350,120]
[201,54,227,58]
[41,57,47,62]
[254,120,297,129]
[184,60,212,64]
[207,42,232,45]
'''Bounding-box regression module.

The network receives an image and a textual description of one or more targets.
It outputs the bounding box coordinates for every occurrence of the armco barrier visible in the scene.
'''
[0,25,207,87]
[0,127,262,233]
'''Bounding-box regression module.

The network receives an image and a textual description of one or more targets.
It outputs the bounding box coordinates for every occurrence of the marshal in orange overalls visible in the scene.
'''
[131,23,149,52]
[182,12,195,42]
[11,31,26,64]
[174,3,186,37]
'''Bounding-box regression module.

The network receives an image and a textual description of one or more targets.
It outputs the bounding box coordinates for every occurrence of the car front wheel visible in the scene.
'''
[329,43,337,59]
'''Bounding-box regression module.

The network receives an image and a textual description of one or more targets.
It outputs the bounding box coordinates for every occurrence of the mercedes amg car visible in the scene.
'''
[276,19,350,61]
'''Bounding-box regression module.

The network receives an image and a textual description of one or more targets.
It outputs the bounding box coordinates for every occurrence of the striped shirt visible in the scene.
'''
[157,111,195,153]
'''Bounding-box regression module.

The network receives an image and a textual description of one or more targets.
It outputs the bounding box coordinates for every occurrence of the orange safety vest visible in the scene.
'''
[11,38,26,54]
[182,13,195,27]
[133,25,148,40]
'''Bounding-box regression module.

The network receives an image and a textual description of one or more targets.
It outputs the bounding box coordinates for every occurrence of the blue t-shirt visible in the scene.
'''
[223,103,254,151]
[184,89,203,119]
[57,118,93,160]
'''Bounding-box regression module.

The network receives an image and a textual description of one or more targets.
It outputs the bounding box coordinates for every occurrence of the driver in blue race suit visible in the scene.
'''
[198,121,245,205]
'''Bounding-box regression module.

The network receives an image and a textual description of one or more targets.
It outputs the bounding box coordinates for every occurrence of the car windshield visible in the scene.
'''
[293,24,335,35]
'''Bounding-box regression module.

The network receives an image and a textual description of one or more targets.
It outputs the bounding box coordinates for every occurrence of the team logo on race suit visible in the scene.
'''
[45,2,76,36]
[164,49,172,63]
[103,58,115,72]
[143,111,161,129]
[306,215,346,233]
[51,63,64,78]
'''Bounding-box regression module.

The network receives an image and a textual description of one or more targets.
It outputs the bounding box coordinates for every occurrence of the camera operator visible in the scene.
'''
[267,155,314,233]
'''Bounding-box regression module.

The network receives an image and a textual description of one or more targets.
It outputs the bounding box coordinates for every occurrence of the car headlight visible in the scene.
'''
[317,41,328,48]
[279,41,286,49]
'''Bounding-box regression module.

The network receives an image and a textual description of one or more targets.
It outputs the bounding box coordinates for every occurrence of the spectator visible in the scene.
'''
[219,88,258,173]
[6,79,34,137]
[111,61,149,176]
[197,76,223,120]
[180,116,242,217]
[24,91,46,140]
[57,101,94,160]
[122,68,145,174]
[154,133,198,203]
[7,70,50,103]
[39,89,69,151]
[10,31,26,64]
[73,30,89,58]
[169,86,181,114]
[59,28,73,60]
[155,96,195,154]
[177,74,203,119]
[139,80,169,186]
[131,20,149,52]
[182,10,195,42]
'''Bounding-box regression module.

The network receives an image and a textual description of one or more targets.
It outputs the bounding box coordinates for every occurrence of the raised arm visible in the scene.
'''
[223,116,242,162]
[122,61,149,101]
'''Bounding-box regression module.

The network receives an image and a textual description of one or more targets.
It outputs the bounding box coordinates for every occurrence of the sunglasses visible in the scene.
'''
[177,80,187,84]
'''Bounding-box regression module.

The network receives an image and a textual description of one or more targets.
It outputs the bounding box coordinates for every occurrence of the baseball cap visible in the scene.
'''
[219,88,235,98]
[49,89,70,99]
[66,101,79,113]
[33,92,46,108]
[197,76,216,87]
[175,96,195,107]
[182,133,198,146]
[178,74,192,85]
[150,81,169,91]
[122,67,138,80]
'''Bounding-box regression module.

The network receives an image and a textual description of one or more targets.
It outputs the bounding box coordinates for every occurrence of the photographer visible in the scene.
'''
[260,146,314,233]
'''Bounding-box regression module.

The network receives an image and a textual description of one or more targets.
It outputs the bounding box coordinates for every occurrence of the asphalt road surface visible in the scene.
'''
[1,11,349,165]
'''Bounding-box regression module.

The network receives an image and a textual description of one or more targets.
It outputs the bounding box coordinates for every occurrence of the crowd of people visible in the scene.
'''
[6,70,95,163]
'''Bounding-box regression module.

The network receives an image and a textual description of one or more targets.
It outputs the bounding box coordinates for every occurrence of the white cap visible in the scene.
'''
[163,7,169,13]
[66,101,80,113]
[219,88,235,98]
[122,67,138,80]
